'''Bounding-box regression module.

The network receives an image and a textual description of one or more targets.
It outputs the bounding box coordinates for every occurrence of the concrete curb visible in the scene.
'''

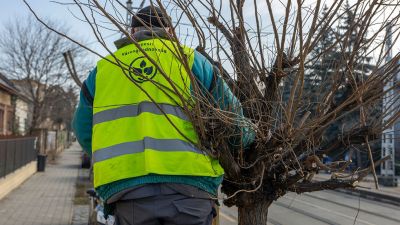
[333,188,400,207]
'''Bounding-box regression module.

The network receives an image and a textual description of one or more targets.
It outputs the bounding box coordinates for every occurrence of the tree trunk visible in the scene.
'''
[238,199,272,225]
[29,101,40,134]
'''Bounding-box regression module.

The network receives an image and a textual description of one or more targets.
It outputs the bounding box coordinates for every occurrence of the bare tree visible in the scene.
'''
[42,85,78,130]
[23,0,400,224]
[0,17,90,133]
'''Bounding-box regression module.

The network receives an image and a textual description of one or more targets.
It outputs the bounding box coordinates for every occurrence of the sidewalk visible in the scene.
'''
[316,173,400,193]
[315,173,400,206]
[0,142,82,225]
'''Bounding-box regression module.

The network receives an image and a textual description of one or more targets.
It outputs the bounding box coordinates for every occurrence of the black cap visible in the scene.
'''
[131,6,169,28]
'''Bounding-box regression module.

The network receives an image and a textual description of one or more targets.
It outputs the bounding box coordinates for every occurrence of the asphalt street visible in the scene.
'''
[218,190,400,225]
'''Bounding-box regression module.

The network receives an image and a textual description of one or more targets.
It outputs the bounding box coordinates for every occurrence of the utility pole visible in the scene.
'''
[114,0,145,48]
[379,22,399,187]
[125,0,133,33]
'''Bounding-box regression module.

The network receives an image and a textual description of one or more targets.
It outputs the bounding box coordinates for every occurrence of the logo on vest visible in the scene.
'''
[129,56,157,83]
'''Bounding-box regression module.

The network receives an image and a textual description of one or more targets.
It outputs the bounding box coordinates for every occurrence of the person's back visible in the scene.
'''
[93,29,224,191]
[73,5,254,225]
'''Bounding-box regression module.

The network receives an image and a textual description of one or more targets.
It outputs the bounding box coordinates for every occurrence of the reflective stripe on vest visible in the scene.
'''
[93,102,189,125]
[93,137,203,163]
[92,39,224,188]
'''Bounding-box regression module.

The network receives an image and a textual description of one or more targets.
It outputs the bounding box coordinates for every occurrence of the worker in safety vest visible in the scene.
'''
[73,5,254,225]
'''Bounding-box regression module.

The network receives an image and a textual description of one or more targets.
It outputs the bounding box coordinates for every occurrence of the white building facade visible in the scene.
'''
[381,23,399,181]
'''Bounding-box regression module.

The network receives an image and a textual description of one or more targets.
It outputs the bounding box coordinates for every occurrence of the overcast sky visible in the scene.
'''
[0,1,122,59]
[1,0,399,75]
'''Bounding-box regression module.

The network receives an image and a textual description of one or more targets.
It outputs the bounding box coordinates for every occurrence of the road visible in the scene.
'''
[218,190,400,225]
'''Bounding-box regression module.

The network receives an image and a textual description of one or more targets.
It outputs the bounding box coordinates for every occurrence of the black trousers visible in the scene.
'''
[114,193,214,225]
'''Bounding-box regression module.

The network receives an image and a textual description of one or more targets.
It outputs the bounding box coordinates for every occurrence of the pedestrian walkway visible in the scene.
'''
[0,142,82,225]
[316,173,400,195]
[314,173,400,207]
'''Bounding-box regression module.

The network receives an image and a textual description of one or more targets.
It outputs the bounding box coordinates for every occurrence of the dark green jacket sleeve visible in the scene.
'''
[72,68,96,156]
[191,51,255,148]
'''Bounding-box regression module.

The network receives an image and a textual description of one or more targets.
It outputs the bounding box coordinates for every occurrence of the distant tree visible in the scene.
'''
[41,85,78,130]
[0,18,90,132]
[326,3,377,167]
[283,6,340,114]
[306,6,339,103]
[287,3,380,168]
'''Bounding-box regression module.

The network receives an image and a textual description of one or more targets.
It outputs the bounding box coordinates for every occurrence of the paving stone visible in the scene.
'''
[0,143,82,225]
[71,205,89,225]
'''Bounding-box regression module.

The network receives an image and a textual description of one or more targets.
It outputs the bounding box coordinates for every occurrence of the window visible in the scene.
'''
[388,134,393,143]
[6,110,13,134]
[388,161,393,170]
[388,147,393,155]
[0,108,4,134]
[24,118,28,134]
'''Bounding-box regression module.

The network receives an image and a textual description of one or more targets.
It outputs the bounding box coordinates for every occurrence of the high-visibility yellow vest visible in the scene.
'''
[92,39,224,188]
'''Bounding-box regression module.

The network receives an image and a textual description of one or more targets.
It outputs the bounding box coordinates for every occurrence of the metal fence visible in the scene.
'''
[0,137,37,178]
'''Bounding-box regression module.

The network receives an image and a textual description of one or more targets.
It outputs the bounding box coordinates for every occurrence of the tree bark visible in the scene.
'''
[29,101,40,134]
[238,199,272,225]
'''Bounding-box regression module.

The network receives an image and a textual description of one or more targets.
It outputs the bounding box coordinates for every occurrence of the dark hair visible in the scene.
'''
[131,6,169,28]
